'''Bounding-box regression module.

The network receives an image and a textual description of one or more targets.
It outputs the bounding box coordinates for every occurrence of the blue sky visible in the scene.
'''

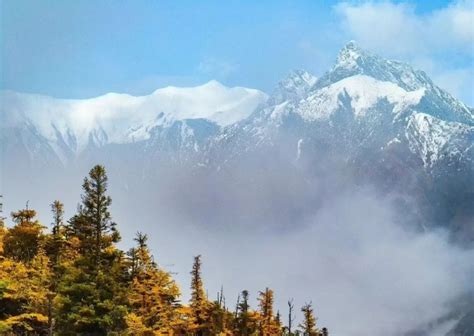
[1,0,473,104]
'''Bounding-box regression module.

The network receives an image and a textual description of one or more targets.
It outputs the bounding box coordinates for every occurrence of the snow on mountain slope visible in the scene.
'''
[297,75,425,121]
[1,81,267,156]
[316,41,473,125]
[406,112,473,168]
[269,69,317,105]
[2,41,473,173]
[211,42,473,174]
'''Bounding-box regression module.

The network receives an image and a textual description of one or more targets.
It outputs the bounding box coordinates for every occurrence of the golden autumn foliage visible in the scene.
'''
[0,249,51,334]
[126,233,181,335]
[0,168,329,335]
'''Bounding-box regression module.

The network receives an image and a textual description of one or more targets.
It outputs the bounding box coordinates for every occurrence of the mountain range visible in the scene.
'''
[1,42,473,335]
[3,42,472,170]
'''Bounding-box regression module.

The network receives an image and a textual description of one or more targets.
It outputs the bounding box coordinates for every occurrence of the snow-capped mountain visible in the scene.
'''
[210,42,473,174]
[268,69,317,105]
[1,81,267,163]
[2,42,472,173]
[2,42,473,230]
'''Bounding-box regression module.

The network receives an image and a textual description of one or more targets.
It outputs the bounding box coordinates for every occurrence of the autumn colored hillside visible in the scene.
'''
[0,165,328,336]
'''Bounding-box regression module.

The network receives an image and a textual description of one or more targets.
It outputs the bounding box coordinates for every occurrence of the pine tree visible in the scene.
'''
[44,201,68,267]
[235,290,257,335]
[55,165,128,335]
[81,165,120,265]
[189,255,210,335]
[300,303,318,336]
[44,201,68,336]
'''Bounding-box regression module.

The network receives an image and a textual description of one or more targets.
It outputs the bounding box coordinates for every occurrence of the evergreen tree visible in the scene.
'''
[55,165,128,335]
[81,165,120,264]
[44,200,68,268]
[44,201,67,336]
[51,200,64,235]
[189,255,210,335]
[235,290,257,335]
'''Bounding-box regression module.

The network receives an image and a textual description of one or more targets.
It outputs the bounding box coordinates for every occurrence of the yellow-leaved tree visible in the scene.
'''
[257,287,282,336]
[300,303,319,336]
[0,209,51,335]
[126,232,180,335]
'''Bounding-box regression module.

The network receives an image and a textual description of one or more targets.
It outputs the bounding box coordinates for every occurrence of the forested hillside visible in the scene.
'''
[0,165,328,336]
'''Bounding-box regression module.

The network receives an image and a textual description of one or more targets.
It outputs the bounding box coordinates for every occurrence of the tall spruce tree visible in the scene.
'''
[235,290,256,335]
[44,201,67,336]
[81,165,120,265]
[55,165,128,335]
[189,255,210,335]
[45,200,67,266]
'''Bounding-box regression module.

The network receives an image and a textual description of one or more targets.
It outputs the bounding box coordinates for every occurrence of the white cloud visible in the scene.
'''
[169,190,473,336]
[335,1,474,56]
[438,0,474,46]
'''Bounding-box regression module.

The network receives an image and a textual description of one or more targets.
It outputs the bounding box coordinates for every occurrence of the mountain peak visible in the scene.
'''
[335,40,365,70]
[286,69,317,87]
[315,41,435,93]
[344,40,358,50]
[269,69,317,104]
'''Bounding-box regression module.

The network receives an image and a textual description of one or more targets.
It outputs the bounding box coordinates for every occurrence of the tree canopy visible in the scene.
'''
[0,167,329,335]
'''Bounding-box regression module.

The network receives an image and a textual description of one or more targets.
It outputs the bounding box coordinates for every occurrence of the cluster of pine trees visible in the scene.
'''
[0,165,329,335]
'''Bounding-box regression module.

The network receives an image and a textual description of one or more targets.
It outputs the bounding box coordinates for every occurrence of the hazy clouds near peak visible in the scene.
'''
[152,190,471,336]
[2,146,473,336]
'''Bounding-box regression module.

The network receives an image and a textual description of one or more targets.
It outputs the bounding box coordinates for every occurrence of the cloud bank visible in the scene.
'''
[92,157,474,336]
